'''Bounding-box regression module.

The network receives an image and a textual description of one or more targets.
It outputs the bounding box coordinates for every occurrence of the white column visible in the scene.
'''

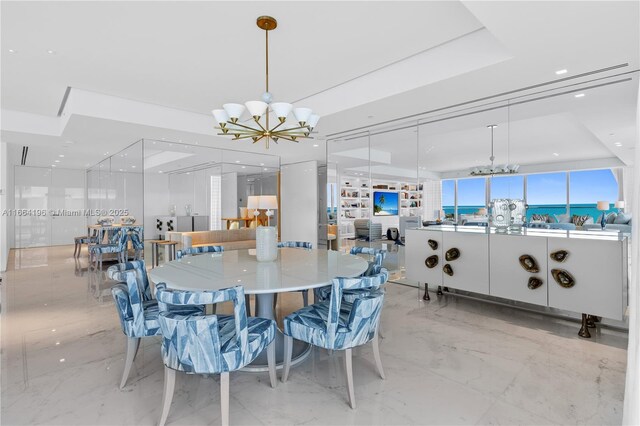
[0,141,7,271]
[280,161,318,245]
[622,77,640,426]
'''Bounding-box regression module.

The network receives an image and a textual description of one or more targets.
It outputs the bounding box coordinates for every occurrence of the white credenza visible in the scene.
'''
[406,226,628,335]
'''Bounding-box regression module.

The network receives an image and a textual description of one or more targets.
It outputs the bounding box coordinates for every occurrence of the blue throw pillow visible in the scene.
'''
[554,214,572,224]
[606,213,617,224]
[614,213,632,224]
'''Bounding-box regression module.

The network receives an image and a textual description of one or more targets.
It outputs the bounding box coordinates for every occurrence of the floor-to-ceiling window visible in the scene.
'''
[525,172,567,220]
[441,179,455,220]
[569,169,618,220]
[457,177,486,216]
[490,175,524,200]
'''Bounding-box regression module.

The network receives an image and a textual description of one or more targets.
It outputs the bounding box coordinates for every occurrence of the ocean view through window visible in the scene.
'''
[442,169,619,222]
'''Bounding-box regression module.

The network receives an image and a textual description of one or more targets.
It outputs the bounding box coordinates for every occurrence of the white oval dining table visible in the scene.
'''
[149,247,368,371]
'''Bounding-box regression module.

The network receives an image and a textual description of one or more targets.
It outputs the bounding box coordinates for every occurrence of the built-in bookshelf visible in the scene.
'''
[338,177,423,238]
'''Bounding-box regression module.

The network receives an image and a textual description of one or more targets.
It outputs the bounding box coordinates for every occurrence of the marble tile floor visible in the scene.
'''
[0,246,628,425]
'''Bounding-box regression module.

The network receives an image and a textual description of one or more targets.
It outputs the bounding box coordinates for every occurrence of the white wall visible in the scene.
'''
[622,79,639,426]
[143,172,170,239]
[0,142,8,271]
[281,161,318,244]
[222,172,238,219]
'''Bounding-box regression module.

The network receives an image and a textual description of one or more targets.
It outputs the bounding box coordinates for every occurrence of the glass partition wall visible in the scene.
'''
[327,71,637,285]
[87,139,280,246]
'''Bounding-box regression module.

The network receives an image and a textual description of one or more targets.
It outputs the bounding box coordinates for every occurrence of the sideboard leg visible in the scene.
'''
[437,286,443,296]
[423,283,430,301]
[443,287,450,292]
[578,313,592,338]
[586,315,597,328]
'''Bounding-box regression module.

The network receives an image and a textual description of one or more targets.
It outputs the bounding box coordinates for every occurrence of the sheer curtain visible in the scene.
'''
[623,79,639,426]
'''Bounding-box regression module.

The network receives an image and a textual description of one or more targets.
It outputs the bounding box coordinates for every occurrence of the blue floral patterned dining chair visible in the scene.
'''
[90,229,128,271]
[155,283,277,426]
[276,241,313,307]
[282,268,388,409]
[315,246,387,303]
[108,260,161,389]
[175,245,224,260]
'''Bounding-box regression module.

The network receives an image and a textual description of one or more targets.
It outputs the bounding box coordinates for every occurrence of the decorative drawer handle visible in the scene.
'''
[425,255,438,269]
[551,269,575,288]
[445,248,460,261]
[443,264,454,276]
[428,239,438,250]
[527,277,543,290]
[550,250,569,263]
[519,254,539,273]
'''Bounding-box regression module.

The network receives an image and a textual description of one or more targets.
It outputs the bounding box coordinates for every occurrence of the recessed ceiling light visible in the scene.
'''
[158,171,163,174]
[574,93,585,98]
[235,160,240,163]
[58,154,64,157]
[65,140,74,144]
[555,69,568,75]
[264,168,268,171]
[614,142,623,147]
[241,166,246,169]
[47,50,56,55]
[51,164,56,167]
[55,160,60,163]
[119,169,124,172]
[131,165,136,168]
[313,144,319,147]
[260,163,264,166]
[8,49,17,54]
[552,152,559,156]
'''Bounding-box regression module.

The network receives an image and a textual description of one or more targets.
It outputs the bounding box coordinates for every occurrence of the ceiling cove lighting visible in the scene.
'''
[469,125,520,176]
[211,16,319,149]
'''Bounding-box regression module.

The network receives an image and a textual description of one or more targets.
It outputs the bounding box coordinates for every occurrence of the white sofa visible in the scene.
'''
[166,229,256,251]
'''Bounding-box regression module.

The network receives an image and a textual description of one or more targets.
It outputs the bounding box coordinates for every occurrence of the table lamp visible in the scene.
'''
[615,200,625,213]
[259,195,278,226]
[247,196,260,226]
[596,200,609,230]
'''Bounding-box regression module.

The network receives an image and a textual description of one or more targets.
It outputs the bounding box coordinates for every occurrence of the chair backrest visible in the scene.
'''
[127,226,144,250]
[154,283,249,373]
[108,260,153,337]
[349,246,386,275]
[176,245,224,260]
[277,241,313,249]
[326,268,388,348]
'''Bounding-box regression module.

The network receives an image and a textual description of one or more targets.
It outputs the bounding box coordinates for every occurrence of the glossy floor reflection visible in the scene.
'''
[1,246,627,425]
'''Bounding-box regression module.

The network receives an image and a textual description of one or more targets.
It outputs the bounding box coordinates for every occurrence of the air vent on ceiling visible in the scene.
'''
[20,146,28,166]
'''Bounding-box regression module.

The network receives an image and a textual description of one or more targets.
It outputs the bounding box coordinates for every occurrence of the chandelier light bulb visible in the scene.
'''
[212,16,319,148]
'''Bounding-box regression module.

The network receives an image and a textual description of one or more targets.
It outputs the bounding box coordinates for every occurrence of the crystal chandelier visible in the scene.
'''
[211,16,319,149]
[469,124,520,176]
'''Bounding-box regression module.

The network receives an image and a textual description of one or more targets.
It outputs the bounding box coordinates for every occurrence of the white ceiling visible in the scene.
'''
[1,1,638,175]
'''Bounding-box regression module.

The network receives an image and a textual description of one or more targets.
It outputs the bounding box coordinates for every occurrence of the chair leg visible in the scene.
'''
[281,335,293,382]
[158,366,176,426]
[372,328,385,379]
[301,289,309,307]
[245,295,251,317]
[378,320,385,339]
[345,348,356,409]
[120,337,140,389]
[73,242,78,258]
[220,372,230,426]
[272,293,278,310]
[267,340,277,388]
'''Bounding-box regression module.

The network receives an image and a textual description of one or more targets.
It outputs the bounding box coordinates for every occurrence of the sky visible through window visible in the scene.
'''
[442,169,619,219]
